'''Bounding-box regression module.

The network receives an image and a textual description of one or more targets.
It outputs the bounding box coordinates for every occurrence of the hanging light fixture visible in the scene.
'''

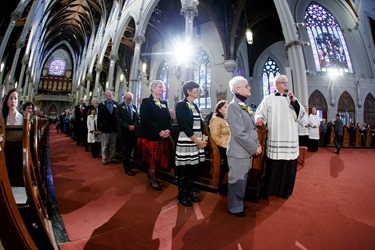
[245,28,253,44]
[244,4,253,45]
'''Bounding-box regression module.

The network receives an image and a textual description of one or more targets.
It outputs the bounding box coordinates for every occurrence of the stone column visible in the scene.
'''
[108,54,118,91]
[85,73,93,105]
[273,0,308,106]
[129,35,145,92]
[93,64,102,98]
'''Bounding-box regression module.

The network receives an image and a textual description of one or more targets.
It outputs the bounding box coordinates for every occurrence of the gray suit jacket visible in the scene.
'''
[226,97,259,158]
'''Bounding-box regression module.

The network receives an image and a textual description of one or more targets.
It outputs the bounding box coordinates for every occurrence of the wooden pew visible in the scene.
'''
[0,114,38,249]
[354,128,361,147]
[205,126,221,188]
[4,116,56,249]
[246,125,267,201]
[365,129,372,148]
[343,126,350,147]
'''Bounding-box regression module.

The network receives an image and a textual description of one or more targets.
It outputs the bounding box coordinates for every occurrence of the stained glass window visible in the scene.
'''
[262,57,280,97]
[158,61,169,102]
[305,2,353,73]
[48,59,66,76]
[193,48,211,109]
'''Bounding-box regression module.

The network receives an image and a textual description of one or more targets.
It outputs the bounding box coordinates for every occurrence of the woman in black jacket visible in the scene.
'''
[175,81,207,206]
[138,80,171,190]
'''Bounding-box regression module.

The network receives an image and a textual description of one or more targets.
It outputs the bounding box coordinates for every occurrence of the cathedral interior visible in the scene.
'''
[1,0,375,125]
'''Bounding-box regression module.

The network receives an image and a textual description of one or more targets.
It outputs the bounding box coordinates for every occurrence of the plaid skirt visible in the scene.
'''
[136,137,169,170]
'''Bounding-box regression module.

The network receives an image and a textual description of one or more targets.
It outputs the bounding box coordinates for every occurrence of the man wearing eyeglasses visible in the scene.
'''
[255,74,307,200]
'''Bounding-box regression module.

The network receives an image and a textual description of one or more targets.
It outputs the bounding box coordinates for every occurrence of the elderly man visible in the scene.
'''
[97,90,118,165]
[226,76,262,217]
[255,75,307,199]
[115,92,139,176]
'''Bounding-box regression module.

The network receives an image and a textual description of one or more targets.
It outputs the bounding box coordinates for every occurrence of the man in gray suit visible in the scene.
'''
[226,76,262,217]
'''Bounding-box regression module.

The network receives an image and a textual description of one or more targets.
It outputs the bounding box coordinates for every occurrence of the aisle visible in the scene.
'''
[49,129,375,250]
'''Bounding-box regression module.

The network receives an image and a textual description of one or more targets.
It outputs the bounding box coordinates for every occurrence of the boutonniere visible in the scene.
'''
[113,104,116,108]
[154,100,161,108]
[238,102,253,115]
[187,102,194,111]
[122,106,126,110]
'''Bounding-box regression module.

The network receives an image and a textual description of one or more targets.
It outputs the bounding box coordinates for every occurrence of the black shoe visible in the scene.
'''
[125,170,135,176]
[229,211,246,217]
[110,159,120,163]
[149,181,161,191]
[243,204,248,209]
[178,195,192,207]
[187,192,201,202]
[334,151,340,154]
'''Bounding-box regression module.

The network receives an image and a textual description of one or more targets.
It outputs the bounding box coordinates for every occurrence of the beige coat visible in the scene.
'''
[209,115,230,148]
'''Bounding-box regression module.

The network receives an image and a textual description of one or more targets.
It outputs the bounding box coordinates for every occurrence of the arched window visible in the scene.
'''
[305,2,353,73]
[48,59,66,76]
[194,48,211,109]
[262,57,280,97]
[157,61,169,102]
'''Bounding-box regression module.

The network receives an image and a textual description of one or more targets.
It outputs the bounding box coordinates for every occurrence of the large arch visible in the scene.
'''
[363,93,375,127]
[309,89,328,118]
[338,90,355,125]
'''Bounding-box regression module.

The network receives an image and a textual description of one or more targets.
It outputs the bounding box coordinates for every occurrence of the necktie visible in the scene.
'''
[127,105,133,119]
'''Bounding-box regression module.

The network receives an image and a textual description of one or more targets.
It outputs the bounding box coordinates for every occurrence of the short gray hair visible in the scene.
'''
[149,80,164,92]
[274,75,288,84]
[229,76,247,94]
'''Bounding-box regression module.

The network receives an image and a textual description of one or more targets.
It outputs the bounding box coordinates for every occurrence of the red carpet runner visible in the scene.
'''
[49,129,375,249]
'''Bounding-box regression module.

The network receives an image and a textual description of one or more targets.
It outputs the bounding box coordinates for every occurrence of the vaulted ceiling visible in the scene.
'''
[0,0,283,87]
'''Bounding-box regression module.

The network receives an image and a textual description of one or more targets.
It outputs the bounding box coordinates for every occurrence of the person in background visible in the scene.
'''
[97,90,119,165]
[116,92,139,176]
[209,100,230,194]
[334,113,344,154]
[74,97,88,150]
[175,80,207,206]
[22,101,34,116]
[320,118,328,146]
[255,75,306,200]
[298,106,309,148]
[87,107,101,158]
[2,88,23,125]
[226,76,261,217]
[137,80,171,190]
[308,107,321,152]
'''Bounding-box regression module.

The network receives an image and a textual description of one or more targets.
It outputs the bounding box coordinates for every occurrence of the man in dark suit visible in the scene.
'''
[334,113,344,154]
[74,97,88,150]
[115,92,139,176]
[97,90,118,165]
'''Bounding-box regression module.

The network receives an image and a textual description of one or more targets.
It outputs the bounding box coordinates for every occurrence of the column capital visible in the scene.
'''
[95,63,102,72]
[134,35,146,45]
[86,73,93,81]
[17,41,25,49]
[11,10,22,21]
[110,54,118,61]
[180,0,199,17]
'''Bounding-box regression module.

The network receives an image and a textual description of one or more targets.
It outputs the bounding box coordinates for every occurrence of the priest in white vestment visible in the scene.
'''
[255,75,306,199]
[308,107,321,152]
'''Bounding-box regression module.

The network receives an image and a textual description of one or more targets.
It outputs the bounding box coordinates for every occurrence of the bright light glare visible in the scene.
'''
[327,67,343,78]
[173,39,194,65]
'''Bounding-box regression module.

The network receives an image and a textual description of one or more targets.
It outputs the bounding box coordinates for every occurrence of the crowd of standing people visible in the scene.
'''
[5,73,371,218]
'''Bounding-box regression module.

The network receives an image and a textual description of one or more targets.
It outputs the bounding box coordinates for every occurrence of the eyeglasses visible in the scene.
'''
[277,81,288,85]
[239,84,250,89]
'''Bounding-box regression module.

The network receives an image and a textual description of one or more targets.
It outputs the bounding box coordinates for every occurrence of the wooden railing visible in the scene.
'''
[0,114,56,249]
